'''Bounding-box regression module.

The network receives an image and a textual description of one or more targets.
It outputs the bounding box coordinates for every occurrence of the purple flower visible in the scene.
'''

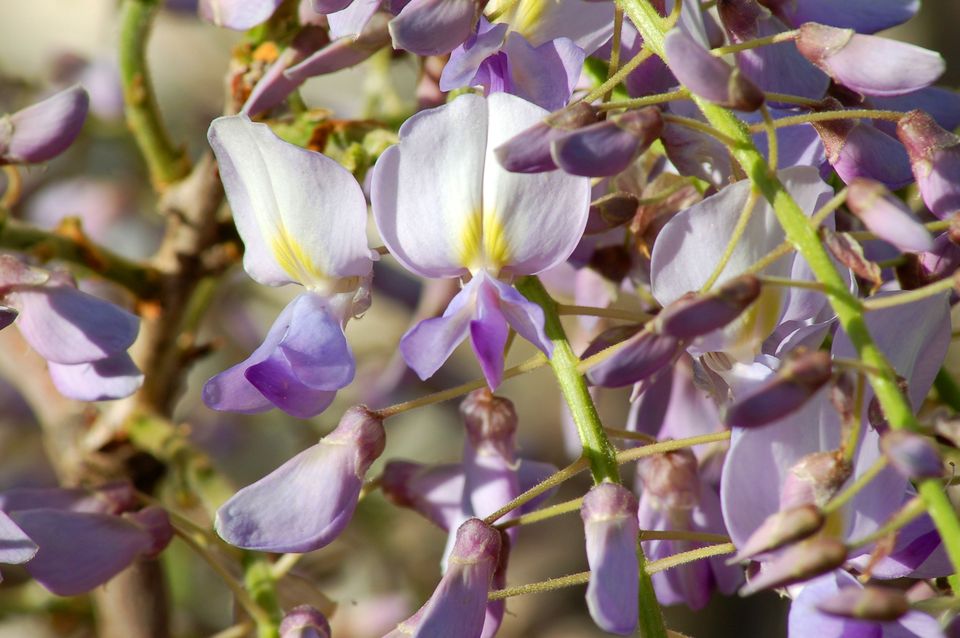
[581,482,639,635]
[717,0,829,102]
[550,108,664,177]
[789,571,945,638]
[761,0,918,34]
[721,294,952,583]
[795,23,943,97]
[0,257,142,401]
[0,510,38,579]
[494,102,600,174]
[0,85,89,165]
[897,109,960,221]
[650,166,833,362]
[372,93,591,388]
[204,114,375,417]
[0,485,171,596]
[280,605,332,638]
[388,0,480,56]
[663,28,764,111]
[284,14,392,83]
[386,518,503,638]
[846,179,933,253]
[215,406,386,552]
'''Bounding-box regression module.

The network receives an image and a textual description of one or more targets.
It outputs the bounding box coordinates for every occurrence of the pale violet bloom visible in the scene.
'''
[204,114,375,418]
[440,0,614,110]
[371,92,591,389]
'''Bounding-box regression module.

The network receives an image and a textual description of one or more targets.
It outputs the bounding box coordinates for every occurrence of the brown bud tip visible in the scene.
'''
[728,504,825,564]
[460,389,517,458]
[739,537,848,596]
[816,586,910,622]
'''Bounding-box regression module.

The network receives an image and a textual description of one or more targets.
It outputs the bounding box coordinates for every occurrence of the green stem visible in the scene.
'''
[515,276,667,638]
[0,212,162,298]
[620,0,960,575]
[749,109,905,132]
[710,30,798,56]
[862,276,956,311]
[243,556,282,638]
[516,276,621,484]
[118,0,191,190]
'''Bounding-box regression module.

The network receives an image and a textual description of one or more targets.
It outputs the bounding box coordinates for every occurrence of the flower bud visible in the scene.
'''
[285,14,392,82]
[550,108,663,178]
[0,85,89,166]
[243,27,330,116]
[280,605,332,638]
[897,109,960,220]
[581,483,640,635]
[216,406,386,552]
[880,430,943,480]
[494,102,599,173]
[583,325,681,388]
[811,99,913,189]
[664,29,764,111]
[726,350,833,429]
[727,504,824,564]
[460,390,520,524]
[585,192,640,235]
[655,275,762,340]
[816,586,909,622]
[0,307,16,331]
[779,451,851,510]
[738,537,848,596]
[716,0,829,102]
[796,23,944,97]
[387,519,502,637]
[460,389,517,461]
[867,376,909,432]
[846,178,934,253]
[589,245,633,283]
[636,449,700,511]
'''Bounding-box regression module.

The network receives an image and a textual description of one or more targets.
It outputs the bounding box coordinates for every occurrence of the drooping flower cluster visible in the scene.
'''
[6,0,960,637]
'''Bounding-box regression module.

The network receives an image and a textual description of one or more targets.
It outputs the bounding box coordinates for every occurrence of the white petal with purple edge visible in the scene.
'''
[208,115,372,290]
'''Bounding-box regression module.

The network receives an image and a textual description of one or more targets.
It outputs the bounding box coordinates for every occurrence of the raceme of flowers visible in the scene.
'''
[2,0,960,637]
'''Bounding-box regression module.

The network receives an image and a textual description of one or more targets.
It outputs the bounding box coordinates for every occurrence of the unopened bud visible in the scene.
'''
[494,102,599,173]
[636,449,700,510]
[897,109,960,220]
[656,275,761,340]
[285,14,391,82]
[664,29,763,111]
[581,483,640,635]
[726,350,833,429]
[280,605,332,638]
[460,389,518,461]
[738,537,848,596]
[589,245,633,283]
[550,107,663,177]
[816,586,909,623]
[780,451,851,510]
[881,430,943,480]
[846,178,934,253]
[0,85,89,166]
[728,504,825,564]
[583,326,681,388]
[796,23,944,98]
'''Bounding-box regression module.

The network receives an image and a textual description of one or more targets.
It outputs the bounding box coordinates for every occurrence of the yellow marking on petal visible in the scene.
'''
[724,286,784,362]
[489,0,549,40]
[270,228,328,289]
[458,209,511,275]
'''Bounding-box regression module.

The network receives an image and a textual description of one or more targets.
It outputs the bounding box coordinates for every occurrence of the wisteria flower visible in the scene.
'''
[0,255,142,401]
[372,92,591,388]
[203,114,376,418]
